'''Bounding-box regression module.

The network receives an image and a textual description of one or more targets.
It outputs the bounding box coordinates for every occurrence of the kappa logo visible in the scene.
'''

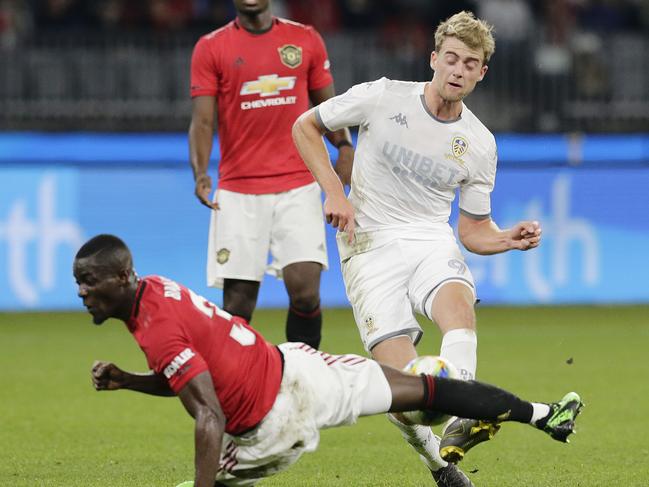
[163,348,195,379]
[240,74,296,97]
[389,113,409,128]
[278,44,302,68]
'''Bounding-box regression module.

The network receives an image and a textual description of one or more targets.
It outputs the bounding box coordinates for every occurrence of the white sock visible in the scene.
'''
[440,328,477,381]
[387,414,447,471]
[530,403,551,425]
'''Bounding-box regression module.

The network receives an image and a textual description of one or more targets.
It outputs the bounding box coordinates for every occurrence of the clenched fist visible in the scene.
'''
[91,361,127,391]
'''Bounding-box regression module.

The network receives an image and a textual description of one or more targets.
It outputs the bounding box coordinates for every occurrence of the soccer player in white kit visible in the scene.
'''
[293,11,543,486]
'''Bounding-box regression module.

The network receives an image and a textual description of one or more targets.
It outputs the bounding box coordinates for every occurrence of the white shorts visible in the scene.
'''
[207,182,328,288]
[215,342,391,486]
[341,235,476,352]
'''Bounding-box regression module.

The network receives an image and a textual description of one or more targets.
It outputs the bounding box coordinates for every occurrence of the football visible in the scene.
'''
[401,355,460,426]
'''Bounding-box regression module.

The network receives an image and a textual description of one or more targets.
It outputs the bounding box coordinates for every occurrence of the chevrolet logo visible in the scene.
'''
[240,74,296,97]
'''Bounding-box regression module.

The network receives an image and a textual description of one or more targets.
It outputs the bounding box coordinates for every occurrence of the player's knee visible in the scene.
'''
[445,297,475,325]
[223,304,253,322]
[288,287,320,312]
[223,293,256,321]
[431,284,475,326]
[455,304,476,328]
[433,297,475,330]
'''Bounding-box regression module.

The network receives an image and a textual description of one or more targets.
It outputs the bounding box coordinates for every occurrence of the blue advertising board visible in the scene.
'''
[1,133,648,310]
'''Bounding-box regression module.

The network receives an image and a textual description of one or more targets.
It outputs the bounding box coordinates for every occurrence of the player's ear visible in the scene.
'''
[430,51,437,70]
[478,64,488,82]
[117,268,131,286]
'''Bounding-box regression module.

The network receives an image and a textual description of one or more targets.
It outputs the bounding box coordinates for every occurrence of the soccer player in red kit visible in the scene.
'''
[76,234,583,487]
[188,0,354,349]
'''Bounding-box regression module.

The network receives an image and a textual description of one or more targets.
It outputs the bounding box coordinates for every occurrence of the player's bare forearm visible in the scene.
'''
[193,409,225,487]
[91,361,175,396]
[458,214,542,254]
[189,96,219,209]
[310,86,355,182]
[459,216,509,255]
[324,128,354,185]
[178,372,227,487]
[189,118,214,180]
[122,371,176,396]
[294,109,356,239]
[293,109,345,197]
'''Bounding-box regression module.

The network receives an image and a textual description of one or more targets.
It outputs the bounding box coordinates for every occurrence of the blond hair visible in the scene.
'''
[434,11,495,64]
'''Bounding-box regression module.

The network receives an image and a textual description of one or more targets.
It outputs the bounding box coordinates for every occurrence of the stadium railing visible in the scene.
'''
[0,30,647,132]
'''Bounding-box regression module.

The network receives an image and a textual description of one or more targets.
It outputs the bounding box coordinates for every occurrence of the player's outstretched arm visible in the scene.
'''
[178,371,226,487]
[458,214,542,255]
[189,96,219,210]
[91,360,175,396]
[293,109,356,241]
[309,85,355,187]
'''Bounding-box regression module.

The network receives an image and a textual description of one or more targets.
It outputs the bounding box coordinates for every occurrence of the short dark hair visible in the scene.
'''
[75,234,133,272]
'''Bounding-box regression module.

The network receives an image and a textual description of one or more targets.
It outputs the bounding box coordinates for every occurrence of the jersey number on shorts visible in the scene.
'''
[189,289,256,347]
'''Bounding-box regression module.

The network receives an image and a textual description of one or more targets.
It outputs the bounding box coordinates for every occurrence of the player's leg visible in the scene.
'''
[269,182,328,348]
[409,239,494,463]
[282,261,323,348]
[206,189,273,323]
[380,365,583,443]
[429,283,501,463]
[222,279,260,322]
[428,283,477,381]
[408,238,478,382]
[340,241,455,480]
[372,337,454,479]
[410,244,478,383]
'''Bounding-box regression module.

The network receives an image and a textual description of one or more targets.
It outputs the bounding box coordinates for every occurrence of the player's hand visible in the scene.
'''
[194,174,219,210]
[91,361,127,391]
[324,194,355,243]
[334,146,354,187]
[508,220,542,251]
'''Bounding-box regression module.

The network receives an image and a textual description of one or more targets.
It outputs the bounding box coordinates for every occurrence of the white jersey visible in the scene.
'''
[316,78,497,259]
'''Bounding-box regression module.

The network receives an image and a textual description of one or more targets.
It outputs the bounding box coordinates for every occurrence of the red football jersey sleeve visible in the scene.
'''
[307,27,334,91]
[190,18,334,194]
[128,276,283,435]
[190,36,219,98]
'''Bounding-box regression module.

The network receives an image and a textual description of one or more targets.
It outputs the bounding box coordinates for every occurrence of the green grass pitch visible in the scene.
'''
[2,306,648,486]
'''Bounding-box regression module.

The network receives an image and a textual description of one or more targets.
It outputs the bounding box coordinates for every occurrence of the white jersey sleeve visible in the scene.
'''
[315,78,387,131]
[458,137,497,219]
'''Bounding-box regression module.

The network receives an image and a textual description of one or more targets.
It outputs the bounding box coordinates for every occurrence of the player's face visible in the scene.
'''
[233,0,270,16]
[73,257,127,325]
[430,37,488,102]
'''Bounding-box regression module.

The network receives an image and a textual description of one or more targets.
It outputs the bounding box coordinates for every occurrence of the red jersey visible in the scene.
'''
[126,275,283,435]
[190,17,333,194]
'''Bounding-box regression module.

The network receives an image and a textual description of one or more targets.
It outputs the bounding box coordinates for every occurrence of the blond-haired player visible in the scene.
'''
[293,11,543,486]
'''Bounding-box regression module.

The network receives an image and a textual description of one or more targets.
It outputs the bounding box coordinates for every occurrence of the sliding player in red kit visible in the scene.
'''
[77,234,583,487]
[126,275,282,435]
